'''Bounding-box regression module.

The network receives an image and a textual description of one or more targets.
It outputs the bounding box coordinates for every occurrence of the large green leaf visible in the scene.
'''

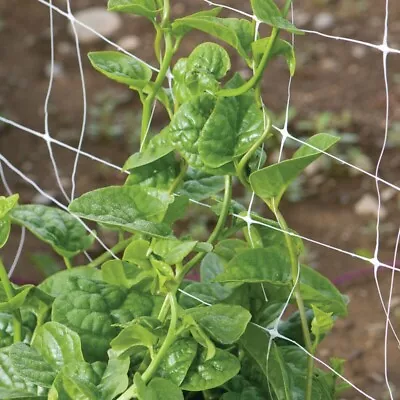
[32,322,84,370]
[157,338,198,386]
[216,247,292,285]
[186,304,251,344]
[0,346,46,398]
[107,0,159,19]
[250,133,340,206]
[10,205,94,258]
[250,0,301,33]
[51,277,154,361]
[181,348,240,391]
[88,51,152,88]
[172,17,253,59]
[179,168,225,201]
[69,186,173,238]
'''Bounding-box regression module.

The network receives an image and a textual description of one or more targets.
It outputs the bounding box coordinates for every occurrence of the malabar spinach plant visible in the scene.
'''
[0,0,349,399]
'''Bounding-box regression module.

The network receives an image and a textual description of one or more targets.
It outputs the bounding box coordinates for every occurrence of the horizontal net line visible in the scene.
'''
[0,116,127,174]
[0,154,118,261]
[37,0,160,73]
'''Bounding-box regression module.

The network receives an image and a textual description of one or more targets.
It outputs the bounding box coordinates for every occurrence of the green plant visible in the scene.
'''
[0,0,350,399]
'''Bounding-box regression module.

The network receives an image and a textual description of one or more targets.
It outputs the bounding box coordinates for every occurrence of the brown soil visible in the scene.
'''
[1,0,400,398]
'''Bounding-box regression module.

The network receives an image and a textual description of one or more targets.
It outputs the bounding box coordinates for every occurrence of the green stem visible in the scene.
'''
[118,294,178,400]
[177,175,232,280]
[168,159,188,195]
[0,259,21,343]
[274,209,314,400]
[87,238,132,269]
[63,257,72,270]
[236,110,272,189]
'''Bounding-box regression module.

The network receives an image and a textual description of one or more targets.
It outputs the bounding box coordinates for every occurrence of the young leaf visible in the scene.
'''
[186,304,251,344]
[151,238,198,265]
[135,374,184,400]
[252,37,296,75]
[250,0,301,34]
[156,338,198,386]
[181,348,240,391]
[0,312,32,348]
[0,217,11,248]
[10,205,95,258]
[32,322,85,370]
[0,284,33,313]
[69,186,173,238]
[0,346,46,398]
[9,343,56,388]
[0,194,19,218]
[123,239,152,269]
[88,51,152,88]
[250,133,340,206]
[311,305,334,341]
[162,194,189,226]
[97,356,130,400]
[215,247,292,285]
[178,168,225,201]
[107,0,158,20]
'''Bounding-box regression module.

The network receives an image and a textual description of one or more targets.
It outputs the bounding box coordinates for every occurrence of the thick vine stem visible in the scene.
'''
[177,175,232,280]
[0,259,21,343]
[86,238,132,269]
[274,208,314,400]
[117,293,178,400]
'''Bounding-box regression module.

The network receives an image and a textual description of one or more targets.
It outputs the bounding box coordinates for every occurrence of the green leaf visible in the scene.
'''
[250,0,301,33]
[51,277,154,361]
[9,343,56,388]
[110,324,157,358]
[186,304,251,344]
[200,253,224,282]
[0,346,45,398]
[179,168,225,201]
[125,154,179,191]
[107,0,158,19]
[136,375,184,400]
[311,305,334,341]
[0,217,11,248]
[123,130,174,171]
[181,348,240,391]
[88,51,152,88]
[162,195,189,226]
[172,17,253,59]
[276,309,313,347]
[0,285,33,313]
[38,266,102,297]
[157,338,198,386]
[32,322,84,370]
[123,239,152,269]
[213,239,249,264]
[0,194,19,218]
[97,357,129,400]
[216,247,292,285]
[250,133,340,206]
[10,205,95,258]
[252,37,296,75]
[69,186,173,238]
[151,239,198,265]
[0,312,32,348]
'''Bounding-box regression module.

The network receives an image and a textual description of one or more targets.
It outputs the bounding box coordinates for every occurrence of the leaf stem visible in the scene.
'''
[274,209,314,400]
[177,175,232,279]
[86,238,132,269]
[63,257,72,270]
[168,159,188,195]
[118,293,178,400]
[0,259,21,343]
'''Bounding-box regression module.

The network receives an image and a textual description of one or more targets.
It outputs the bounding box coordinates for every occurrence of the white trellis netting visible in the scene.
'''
[0,0,400,398]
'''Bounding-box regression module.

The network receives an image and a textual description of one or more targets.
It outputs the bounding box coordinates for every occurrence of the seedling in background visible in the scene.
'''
[0,1,350,399]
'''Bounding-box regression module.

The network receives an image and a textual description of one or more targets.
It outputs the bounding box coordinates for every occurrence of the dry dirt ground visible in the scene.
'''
[1,0,400,398]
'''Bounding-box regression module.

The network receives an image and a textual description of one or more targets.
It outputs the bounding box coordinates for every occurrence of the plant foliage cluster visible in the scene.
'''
[0,0,349,399]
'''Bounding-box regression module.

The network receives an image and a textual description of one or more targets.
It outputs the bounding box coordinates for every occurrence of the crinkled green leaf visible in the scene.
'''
[9,343,56,388]
[250,133,340,206]
[38,266,101,297]
[0,194,19,218]
[107,0,158,19]
[10,205,95,258]
[0,217,11,248]
[157,338,198,386]
[32,322,84,370]
[179,168,225,201]
[69,186,173,238]
[0,346,46,398]
[250,0,301,34]
[88,51,152,88]
[151,238,197,265]
[252,37,296,75]
[186,304,251,344]
[51,277,154,361]
[181,348,240,391]
[216,247,292,285]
